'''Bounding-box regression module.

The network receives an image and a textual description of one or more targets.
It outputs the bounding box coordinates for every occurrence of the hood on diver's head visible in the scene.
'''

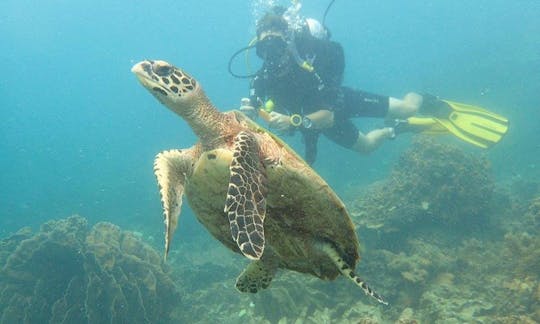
[255,6,290,59]
[254,9,293,76]
[256,6,288,38]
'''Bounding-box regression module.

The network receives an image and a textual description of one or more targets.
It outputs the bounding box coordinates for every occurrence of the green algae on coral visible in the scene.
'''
[0,215,180,324]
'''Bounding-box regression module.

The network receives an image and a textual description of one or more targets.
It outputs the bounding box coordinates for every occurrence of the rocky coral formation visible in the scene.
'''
[524,195,540,230]
[0,215,180,324]
[155,139,537,323]
[158,140,540,323]
[2,139,537,323]
[164,238,422,324]
[351,137,494,237]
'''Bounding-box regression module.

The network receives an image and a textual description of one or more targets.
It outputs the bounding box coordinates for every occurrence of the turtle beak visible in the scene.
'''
[131,60,154,84]
[132,60,171,97]
[132,61,150,85]
[131,60,147,74]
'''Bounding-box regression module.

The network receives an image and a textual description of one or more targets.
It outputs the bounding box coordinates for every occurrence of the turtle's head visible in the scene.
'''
[132,60,201,116]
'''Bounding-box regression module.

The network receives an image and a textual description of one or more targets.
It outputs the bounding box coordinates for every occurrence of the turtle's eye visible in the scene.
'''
[153,62,173,77]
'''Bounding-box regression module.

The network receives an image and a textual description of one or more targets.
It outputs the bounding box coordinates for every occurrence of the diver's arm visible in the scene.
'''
[304,109,334,130]
[387,93,422,118]
[267,108,335,131]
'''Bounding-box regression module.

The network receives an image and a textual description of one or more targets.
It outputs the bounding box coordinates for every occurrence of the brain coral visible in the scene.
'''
[351,137,494,232]
[0,215,180,324]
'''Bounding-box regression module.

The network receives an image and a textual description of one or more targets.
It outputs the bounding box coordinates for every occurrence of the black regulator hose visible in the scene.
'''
[227,44,258,79]
[322,0,337,28]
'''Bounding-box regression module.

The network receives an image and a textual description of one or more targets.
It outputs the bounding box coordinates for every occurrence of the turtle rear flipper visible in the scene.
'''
[320,242,388,305]
[236,257,278,293]
[154,149,195,259]
[225,131,267,260]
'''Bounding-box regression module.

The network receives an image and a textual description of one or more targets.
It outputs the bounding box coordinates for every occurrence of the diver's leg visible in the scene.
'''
[387,92,423,118]
[339,87,421,119]
[323,119,393,154]
[351,129,394,154]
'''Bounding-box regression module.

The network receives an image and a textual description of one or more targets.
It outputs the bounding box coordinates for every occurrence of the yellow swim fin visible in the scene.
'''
[406,99,509,148]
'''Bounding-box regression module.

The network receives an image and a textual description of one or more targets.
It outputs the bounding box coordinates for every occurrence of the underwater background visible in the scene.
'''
[1,0,539,323]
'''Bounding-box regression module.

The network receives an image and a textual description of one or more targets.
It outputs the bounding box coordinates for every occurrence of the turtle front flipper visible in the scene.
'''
[225,131,267,260]
[154,149,195,259]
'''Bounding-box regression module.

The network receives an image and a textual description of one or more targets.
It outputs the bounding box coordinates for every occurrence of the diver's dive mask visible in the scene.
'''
[256,31,292,75]
[256,31,288,62]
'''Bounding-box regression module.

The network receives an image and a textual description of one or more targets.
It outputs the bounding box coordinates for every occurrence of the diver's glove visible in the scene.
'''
[239,98,257,119]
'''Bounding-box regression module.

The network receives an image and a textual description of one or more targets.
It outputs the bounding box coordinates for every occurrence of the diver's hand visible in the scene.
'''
[239,105,256,119]
[268,111,292,133]
[239,98,257,119]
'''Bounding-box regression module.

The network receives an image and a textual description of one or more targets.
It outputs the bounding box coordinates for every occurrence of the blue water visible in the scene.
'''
[1,0,539,320]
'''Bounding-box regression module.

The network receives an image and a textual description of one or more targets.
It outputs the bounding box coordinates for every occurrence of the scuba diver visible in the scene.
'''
[231,5,508,165]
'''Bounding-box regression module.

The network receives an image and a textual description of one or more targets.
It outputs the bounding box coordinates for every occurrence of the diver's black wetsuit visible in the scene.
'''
[250,33,389,164]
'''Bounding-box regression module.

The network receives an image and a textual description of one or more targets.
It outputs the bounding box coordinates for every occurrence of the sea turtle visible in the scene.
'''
[132,59,387,305]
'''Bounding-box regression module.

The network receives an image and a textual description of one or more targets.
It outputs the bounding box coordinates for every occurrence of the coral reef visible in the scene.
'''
[0,215,180,324]
[350,137,494,236]
[369,238,454,305]
[155,139,540,324]
[2,139,538,323]
[502,231,540,278]
[157,139,538,323]
[165,239,421,324]
[524,195,540,231]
